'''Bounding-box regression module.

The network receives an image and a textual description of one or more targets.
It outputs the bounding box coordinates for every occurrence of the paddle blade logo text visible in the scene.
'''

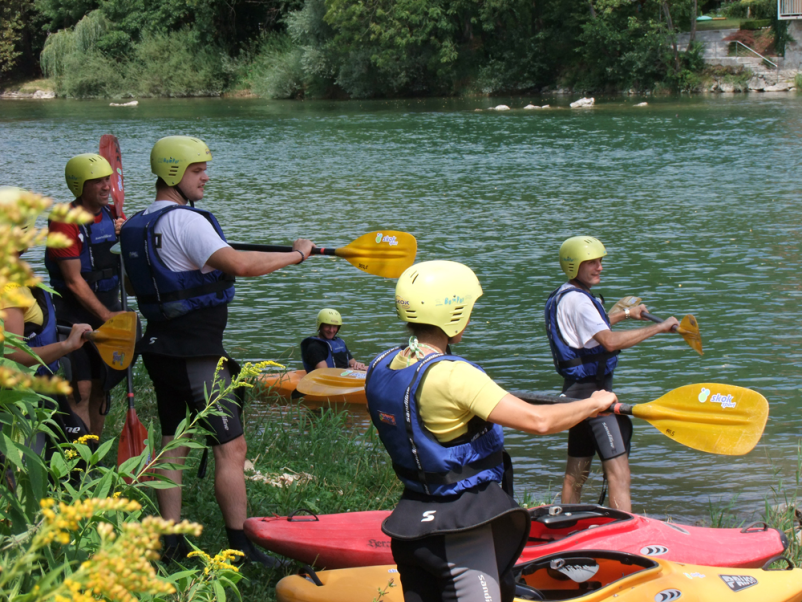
[698,388,736,409]
[112,351,125,367]
[698,387,710,403]
[375,233,399,246]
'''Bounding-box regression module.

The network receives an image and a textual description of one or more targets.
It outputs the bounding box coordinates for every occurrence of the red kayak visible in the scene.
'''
[245,504,787,570]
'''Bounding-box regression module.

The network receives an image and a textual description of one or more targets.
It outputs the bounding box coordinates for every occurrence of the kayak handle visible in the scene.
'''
[740,521,769,533]
[300,565,324,586]
[761,555,795,571]
[287,508,320,522]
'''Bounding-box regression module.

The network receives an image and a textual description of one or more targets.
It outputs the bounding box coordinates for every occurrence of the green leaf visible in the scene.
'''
[91,438,115,465]
[213,580,227,602]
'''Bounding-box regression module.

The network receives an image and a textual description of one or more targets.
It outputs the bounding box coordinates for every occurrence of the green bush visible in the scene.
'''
[131,29,228,97]
[59,50,124,97]
[250,33,307,99]
[741,19,772,29]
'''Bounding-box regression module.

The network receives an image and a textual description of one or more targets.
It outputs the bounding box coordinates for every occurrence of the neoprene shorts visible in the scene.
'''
[563,377,632,461]
[143,354,244,445]
[391,524,516,602]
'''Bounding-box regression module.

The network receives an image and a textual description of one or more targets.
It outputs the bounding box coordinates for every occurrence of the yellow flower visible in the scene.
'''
[76,434,99,445]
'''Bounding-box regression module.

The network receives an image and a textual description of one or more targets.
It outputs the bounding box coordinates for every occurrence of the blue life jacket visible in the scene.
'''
[301,336,349,372]
[544,285,619,382]
[365,347,505,497]
[45,205,119,294]
[23,288,59,376]
[119,204,235,321]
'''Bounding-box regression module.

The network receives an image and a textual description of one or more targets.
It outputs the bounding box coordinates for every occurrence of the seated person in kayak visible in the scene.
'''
[301,308,367,372]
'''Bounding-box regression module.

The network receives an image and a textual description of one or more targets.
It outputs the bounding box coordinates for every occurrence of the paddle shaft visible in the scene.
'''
[514,391,634,415]
[642,311,678,332]
[56,325,105,343]
[118,257,135,410]
[230,242,334,255]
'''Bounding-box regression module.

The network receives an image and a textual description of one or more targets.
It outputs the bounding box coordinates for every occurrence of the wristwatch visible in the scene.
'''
[624,308,631,319]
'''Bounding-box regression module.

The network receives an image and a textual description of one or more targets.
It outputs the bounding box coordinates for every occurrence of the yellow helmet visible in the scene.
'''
[65,154,112,197]
[151,136,212,186]
[559,236,607,280]
[316,308,343,331]
[395,261,483,338]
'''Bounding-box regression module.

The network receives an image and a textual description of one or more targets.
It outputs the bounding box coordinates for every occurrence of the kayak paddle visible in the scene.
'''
[57,312,137,370]
[610,296,703,355]
[230,230,417,279]
[513,383,768,456]
[99,134,125,219]
[643,312,703,355]
[296,368,367,398]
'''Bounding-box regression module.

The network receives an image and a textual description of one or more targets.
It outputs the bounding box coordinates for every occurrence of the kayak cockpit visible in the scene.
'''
[527,504,633,546]
[514,550,658,601]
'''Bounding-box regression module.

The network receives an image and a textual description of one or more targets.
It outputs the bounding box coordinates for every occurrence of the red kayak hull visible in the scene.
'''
[245,504,787,570]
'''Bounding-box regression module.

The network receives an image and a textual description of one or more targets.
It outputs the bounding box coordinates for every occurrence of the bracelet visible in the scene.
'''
[624,308,631,319]
[295,250,305,264]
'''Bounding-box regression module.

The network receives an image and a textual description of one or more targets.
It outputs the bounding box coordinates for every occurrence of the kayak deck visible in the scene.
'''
[276,550,802,602]
[246,504,788,570]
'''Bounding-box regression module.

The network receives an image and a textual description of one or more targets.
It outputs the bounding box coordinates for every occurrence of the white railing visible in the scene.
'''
[733,40,779,68]
[779,0,802,19]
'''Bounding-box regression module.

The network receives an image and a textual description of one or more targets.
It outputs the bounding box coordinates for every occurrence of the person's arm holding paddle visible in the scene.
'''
[592,314,678,352]
[488,389,616,435]
[206,239,314,277]
[1,294,92,367]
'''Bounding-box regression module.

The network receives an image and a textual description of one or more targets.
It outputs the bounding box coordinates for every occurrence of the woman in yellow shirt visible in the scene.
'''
[365,261,616,602]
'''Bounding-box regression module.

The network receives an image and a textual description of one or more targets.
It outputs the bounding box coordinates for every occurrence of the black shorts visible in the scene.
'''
[142,354,244,445]
[563,376,632,461]
[391,524,517,602]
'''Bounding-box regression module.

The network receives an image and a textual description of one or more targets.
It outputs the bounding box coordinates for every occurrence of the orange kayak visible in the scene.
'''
[258,370,306,399]
[257,368,367,404]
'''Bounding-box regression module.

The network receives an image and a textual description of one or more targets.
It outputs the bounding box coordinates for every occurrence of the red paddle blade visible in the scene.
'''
[99,134,125,219]
[117,407,153,482]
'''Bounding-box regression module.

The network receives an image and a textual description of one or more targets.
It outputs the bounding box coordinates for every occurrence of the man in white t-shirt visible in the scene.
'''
[544,236,678,511]
[120,136,314,566]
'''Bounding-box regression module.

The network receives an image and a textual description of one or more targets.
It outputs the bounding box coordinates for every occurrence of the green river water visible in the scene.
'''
[2,94,801,521]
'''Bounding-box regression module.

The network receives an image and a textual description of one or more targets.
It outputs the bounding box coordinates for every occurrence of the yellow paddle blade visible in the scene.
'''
[609,296,641,315]
[334,231,417,279]
[677,314,703,355]
[88,311,137,370]
[296,368,367,397]
[633,383,767,455]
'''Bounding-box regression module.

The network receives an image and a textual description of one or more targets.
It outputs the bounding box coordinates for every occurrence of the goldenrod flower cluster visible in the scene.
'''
[234,360,286,389]
[39,497,141,546]
[63,517,202,602]
[38,497,204,602]
[188,548,245,575]
[0,188,91,394]
[75,434,99,445]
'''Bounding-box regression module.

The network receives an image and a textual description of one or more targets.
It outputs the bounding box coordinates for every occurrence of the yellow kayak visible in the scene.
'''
[276,550,802,602]
[257,368,368,404]
[257,370,307,399]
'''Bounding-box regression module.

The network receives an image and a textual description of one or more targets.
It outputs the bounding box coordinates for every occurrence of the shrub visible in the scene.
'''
[250,32,307,99]
[59,50,124,98]
[741,19,772,30]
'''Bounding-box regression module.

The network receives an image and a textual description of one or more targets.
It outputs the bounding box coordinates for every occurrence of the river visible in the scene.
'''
[2,93,801,522]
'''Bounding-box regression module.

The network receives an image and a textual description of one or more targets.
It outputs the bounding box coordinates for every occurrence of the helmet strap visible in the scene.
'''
[173,184,193,207]
[570,277,592,292]
[406,336,441,367]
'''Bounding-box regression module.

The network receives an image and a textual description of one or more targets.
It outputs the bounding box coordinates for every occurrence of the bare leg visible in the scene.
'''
[561,456,592,504]
[155,435,189,523]
[601,455,631,511]
[213,435,248,529]
[69,380,92,429]
[87,379,106,437]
